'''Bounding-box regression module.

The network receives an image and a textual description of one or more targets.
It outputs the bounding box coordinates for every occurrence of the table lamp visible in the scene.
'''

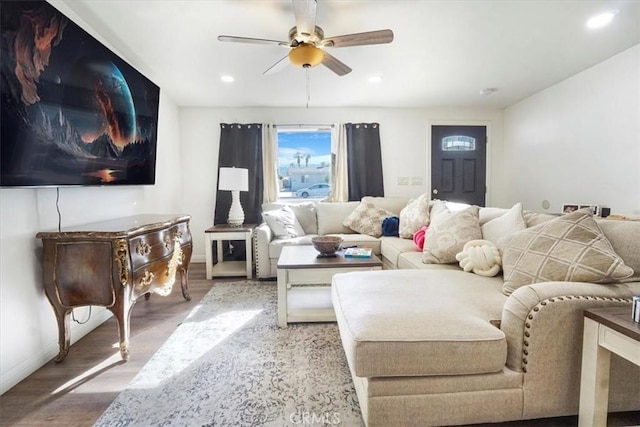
[218,167,249,226]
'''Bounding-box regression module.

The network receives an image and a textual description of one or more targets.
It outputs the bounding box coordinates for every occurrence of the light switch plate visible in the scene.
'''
[411,177,423,185]
[397,177,409,185]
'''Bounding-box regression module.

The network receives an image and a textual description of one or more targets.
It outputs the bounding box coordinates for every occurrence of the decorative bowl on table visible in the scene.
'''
[311,236,343,257]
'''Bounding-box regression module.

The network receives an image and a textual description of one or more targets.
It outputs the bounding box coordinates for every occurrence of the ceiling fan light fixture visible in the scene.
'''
[288,43,324,68]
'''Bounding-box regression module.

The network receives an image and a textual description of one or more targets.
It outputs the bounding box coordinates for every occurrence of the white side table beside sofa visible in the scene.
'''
[204,224,256,279]
[578,306,640,427]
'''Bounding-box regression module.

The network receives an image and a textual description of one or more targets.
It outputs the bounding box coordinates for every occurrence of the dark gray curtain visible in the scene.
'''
[346,122,384,201]
[214,123,263,261]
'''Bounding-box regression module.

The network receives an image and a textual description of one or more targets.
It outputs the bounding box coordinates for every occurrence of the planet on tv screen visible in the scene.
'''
[0,0,160,188]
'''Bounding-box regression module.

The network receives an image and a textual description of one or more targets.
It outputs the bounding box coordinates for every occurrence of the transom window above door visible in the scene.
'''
[441,135,476,151]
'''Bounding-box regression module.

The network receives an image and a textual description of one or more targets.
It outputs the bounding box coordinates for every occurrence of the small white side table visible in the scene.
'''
[578,307,640,427]
[204,224,255,279]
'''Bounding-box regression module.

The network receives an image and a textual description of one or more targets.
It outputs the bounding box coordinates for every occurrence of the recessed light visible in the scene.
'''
[479,88,498,96]
[220,75,234,83]
[368,75,383,84]
[586,10,618,29]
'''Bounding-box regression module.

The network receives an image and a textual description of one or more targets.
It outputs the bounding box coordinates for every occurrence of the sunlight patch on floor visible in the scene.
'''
[51,352,123,394]
[128,309,262,389]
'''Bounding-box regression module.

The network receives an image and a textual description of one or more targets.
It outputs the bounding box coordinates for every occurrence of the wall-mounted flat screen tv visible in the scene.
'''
[1,0,160,187]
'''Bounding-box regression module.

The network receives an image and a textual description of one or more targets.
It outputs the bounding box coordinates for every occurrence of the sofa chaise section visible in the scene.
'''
[333,268,640,426]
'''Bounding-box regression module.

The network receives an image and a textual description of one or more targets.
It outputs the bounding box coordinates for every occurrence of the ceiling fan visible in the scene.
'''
[217,0,394,77]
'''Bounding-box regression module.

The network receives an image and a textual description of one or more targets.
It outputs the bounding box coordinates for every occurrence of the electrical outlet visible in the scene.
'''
[397,177,409,185]
[411,176,423,186]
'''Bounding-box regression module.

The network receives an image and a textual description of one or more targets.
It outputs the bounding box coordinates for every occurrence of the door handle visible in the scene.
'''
[432,189,439,195]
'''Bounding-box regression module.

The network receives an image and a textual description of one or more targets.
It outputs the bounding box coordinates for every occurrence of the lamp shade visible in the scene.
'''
[218,167,248,192]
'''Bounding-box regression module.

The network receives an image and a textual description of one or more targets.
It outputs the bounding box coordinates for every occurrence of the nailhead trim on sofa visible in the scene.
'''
[252,229,260,278]
[521,295,632,373]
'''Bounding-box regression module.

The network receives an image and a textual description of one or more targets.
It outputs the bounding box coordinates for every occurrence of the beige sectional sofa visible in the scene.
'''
[255,196,412,278]
[256,197,640,426]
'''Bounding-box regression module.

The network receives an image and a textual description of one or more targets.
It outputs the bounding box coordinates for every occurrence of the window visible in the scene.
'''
[442,135,476,151]
[276,127,332,201]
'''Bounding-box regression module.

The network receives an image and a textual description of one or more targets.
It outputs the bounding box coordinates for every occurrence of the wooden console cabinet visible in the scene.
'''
[36,214,192,362]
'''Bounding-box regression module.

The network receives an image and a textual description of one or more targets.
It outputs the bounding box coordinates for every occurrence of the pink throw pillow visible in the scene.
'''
[413,226,428,250]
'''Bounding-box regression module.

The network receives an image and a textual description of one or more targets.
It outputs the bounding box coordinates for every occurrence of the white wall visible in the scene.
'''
[503,44,640,215]
[179,107,505,260]
[0,5,183,394]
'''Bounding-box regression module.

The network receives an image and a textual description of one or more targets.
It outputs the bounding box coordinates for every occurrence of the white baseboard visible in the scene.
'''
[0,308,112,395]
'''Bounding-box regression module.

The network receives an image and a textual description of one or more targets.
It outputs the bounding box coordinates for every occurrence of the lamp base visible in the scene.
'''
[227,190,245,227]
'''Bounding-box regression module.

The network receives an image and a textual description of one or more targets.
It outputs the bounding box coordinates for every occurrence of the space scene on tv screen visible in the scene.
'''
[1,0,160,187]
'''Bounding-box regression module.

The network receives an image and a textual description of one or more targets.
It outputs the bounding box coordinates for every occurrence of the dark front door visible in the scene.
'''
[431,125,487,206]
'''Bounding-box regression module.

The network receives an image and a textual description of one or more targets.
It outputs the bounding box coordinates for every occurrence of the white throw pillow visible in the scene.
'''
[262,206,305,238]
[481,202,526,245]
[455,239,502,277]
[429,200,450,221]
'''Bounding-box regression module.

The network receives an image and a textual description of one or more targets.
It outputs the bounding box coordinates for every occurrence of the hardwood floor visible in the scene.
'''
[0,263,214,427]
[1,263,637,427]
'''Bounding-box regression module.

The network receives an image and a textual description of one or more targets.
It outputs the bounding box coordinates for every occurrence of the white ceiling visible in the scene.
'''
[60,0,640,109]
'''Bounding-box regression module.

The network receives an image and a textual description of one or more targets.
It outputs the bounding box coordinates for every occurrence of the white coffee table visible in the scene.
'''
[277,245,382,327]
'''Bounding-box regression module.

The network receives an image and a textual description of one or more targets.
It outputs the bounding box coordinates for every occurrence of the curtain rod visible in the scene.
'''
[272,124,335,128]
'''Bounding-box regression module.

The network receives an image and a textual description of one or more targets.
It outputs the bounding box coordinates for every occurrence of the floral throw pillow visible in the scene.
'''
[422,205,482,264]
[398,193,432,239]
[343,202,394,238]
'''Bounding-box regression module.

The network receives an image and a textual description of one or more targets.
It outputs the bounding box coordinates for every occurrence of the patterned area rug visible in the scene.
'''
[94,280,363,427]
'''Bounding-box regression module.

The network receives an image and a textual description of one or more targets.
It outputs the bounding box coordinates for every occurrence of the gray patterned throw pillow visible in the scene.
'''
[501,209,634,295]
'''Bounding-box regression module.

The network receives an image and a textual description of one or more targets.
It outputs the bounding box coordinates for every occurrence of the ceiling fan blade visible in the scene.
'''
[218,35,289,47]
[293,0,317,40]
[321,51,351,76]
[321,29,394,48]
[263,55,290,76]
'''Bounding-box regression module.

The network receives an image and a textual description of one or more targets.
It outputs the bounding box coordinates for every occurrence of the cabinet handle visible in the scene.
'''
[136,241,151,256]
[139,270,154,288]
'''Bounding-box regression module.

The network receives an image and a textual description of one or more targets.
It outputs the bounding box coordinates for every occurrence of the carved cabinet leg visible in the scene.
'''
[109,286,134,361]
[52,305,72,363]
[180,268,191,301]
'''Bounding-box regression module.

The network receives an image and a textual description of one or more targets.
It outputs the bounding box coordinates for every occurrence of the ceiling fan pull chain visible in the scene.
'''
[306,66,310,109]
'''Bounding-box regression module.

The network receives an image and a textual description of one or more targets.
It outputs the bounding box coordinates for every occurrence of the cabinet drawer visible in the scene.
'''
[132,253,183,298]
[129,222,190,267]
